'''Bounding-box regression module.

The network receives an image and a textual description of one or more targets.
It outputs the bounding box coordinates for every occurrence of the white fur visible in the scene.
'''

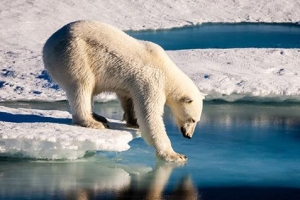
[43,21,204,162]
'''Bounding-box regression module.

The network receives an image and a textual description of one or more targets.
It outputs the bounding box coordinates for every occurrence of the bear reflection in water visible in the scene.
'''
[118,163,199,200]
[65,163,199,200]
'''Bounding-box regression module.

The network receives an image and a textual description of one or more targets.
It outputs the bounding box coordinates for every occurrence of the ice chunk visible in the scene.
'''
[0,106,139,160]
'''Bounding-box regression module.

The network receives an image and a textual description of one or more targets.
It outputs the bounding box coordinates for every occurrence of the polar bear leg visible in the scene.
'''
[117,93,138,128]
[131,88,187,162]
[66,87,108,129]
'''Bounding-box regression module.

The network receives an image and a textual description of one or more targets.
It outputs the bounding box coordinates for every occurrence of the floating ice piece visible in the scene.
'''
[0,106,139,160]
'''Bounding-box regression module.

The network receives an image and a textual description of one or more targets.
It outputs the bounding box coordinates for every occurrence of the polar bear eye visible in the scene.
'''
[180,96,193,103]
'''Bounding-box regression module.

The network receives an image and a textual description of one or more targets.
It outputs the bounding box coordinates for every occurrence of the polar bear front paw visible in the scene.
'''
[157,151,188,163]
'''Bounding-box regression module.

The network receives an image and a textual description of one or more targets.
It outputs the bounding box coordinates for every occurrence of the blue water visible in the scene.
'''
[1,101,300,199]
[127,23,300,50]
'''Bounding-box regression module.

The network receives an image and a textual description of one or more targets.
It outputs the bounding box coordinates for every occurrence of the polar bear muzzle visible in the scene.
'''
[180,122,196,139]
[181,127,191,139]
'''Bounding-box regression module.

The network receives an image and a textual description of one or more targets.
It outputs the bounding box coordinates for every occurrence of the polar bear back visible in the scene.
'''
[43,21,183,93]
[43,21,179,91]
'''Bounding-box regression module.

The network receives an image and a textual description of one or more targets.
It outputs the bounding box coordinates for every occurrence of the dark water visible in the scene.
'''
[127,23,300,50]
[1,101,300,199]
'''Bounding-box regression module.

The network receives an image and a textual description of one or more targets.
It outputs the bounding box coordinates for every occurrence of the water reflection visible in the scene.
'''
[117,162,198,200]
[164,102,300,129]
[0,159,198,200]
[0,160,128,199]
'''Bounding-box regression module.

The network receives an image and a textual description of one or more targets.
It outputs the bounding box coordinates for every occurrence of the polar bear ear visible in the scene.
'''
[180,96,193,103]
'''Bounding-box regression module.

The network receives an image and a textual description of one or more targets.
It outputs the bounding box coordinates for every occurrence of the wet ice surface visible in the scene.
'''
[0,101,300,199]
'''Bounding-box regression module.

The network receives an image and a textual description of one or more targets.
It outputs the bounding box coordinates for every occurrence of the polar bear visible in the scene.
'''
[43,21,204,162]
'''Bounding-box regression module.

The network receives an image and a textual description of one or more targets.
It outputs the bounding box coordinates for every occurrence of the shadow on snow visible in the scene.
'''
[0,111,71,124]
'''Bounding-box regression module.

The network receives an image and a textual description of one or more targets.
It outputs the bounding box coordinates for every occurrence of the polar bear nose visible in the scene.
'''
[180,127,191,139]
[184,134,192,139]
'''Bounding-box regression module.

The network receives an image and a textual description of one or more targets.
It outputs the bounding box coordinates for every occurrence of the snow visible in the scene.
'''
[1,49,299,103]
[1,0,299,52]
[0,0,299,159]
[168,49,300,102]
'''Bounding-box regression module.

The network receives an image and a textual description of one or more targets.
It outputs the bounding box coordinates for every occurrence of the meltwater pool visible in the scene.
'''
[127,23,300,50]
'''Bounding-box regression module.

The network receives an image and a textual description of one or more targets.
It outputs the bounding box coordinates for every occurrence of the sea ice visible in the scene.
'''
[0,106,138,160]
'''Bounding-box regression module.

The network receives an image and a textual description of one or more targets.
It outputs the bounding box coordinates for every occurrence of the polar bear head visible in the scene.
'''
[168,90,204,139]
